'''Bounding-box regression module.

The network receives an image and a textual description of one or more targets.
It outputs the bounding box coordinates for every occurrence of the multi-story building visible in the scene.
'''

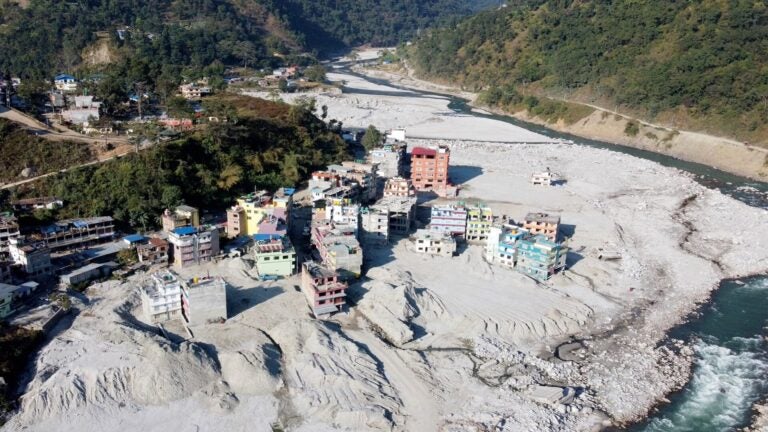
[383,177,415,198]
[523,212,561,242]
[429,205,468,237]
[408,229,456,257]
[339,161,379,203]
[141,270,183,323]
[311,224,363,280]
[360,206,390,246]
[253,235,297,277]
[466,204,493,243]
[312,198,360,235]
[162,205,200,233]
[516,235,569,282]
[180,276,227,326]
[486,225,529,268]
[301,261,347,317]
[179,82,211,100]
[367,142,407,178]
[168,226,220,269]
[37,217,115,252]
[410,145,450,195]
[378,196,416,236]
[0,215,20,254]
[8,237,52,281]
[227,190,288,238]
[137,237,169,265]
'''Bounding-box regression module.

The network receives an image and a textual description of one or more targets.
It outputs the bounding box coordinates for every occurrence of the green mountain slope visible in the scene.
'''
[407,0,768,144]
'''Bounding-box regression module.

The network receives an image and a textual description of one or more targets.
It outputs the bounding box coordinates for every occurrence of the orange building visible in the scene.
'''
[410,145,450,194]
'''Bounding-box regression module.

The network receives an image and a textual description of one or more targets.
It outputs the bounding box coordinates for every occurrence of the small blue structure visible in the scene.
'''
[123,234,147,246]
[172,226,198,236]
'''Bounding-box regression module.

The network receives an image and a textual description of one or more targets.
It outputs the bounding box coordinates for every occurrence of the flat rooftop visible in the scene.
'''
[524,212,561,224]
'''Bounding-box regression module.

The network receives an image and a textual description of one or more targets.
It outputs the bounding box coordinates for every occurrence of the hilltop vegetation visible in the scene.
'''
[407,0,768,144]
[0,119,93,184]
[18,96,348,230]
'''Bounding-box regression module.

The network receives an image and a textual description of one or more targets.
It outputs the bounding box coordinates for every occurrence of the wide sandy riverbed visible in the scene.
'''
[6,68,768,432]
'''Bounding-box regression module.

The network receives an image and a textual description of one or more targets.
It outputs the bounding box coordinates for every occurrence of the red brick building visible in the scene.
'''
[410,145,451,195]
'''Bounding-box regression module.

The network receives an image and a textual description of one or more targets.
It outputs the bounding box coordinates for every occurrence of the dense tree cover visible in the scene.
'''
[26,96,348,230]
[0,119,93,183]
[407,0,768,142]
[252,0,496,49]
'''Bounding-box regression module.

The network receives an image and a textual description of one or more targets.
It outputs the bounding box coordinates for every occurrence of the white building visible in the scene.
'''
[408,229,456,257]
[54,74,78,92]
[8,237,52,281]
[141,270,183,323]
[531,170,554,186]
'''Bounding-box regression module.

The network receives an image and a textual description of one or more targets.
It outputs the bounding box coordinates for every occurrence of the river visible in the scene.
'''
[339,65,768,430]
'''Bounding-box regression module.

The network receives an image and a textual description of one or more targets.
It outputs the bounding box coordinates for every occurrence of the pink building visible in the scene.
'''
[301,261,347,317]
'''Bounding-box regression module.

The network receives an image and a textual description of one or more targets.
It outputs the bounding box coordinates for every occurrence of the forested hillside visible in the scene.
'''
[18,96,348,229]
[407,0,768,144]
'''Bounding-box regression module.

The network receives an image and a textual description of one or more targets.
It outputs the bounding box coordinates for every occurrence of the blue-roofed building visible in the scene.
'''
[37,216,115,253]
[168,226,220,269]
[486,224,569,281]
[123,234,148,246]
[54,74,78,91]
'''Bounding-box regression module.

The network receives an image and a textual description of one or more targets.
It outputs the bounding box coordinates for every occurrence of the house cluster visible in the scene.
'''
[309,162,378,204]
[140,269,227,326]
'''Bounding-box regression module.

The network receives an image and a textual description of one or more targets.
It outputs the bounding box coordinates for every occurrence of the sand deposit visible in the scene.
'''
[5,67,768,432]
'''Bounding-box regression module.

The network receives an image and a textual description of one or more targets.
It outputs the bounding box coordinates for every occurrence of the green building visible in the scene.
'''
[516,234,569,282]
[253,234,297,277]
[466,204,493,243]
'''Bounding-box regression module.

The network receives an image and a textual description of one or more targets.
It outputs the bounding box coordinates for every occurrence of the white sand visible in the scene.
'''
[243,72,555,143]
[7,63,768,432]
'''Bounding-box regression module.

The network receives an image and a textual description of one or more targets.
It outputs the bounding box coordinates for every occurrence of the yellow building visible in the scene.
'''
[466,204,493,243]
[226,189,292,238]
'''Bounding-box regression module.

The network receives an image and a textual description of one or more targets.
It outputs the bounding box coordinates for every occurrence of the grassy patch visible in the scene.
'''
[645,132,658,140]
[624,121,640,137]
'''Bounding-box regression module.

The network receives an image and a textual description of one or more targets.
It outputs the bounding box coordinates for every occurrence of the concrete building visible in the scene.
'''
[168,226,220,269]
[339,161,379,203]
[0,284,15,319]
[377,195,416,236]
[301,261,347,317]
[162,205,200,233]
[179,82,212,100]
[312,198,360,235]
[0,215,20,253]
[227,190,289,238]
[486,224,529,268]
[516,235,569,282]
[141,270,183,323]
[410,145,452,196]
[383,177,415,197]
[531,170,554,186]
[429,205,468,237]
[466,204,493,243]
[311,224,363,280]
[367,142,407,178]
[9,237,52,281]
[37,217,115,252]
[253,235,297,277]
[523,212,561,242]
[59,262,118,286]
[137,237,169,265]
[360,206,390,246]
[11,197,63,212]
[180,276,227,326]
[408,229,456,257]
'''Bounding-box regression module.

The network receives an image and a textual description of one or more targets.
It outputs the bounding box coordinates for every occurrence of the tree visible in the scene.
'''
[304,65,327,82]
[278,78,289,93]
[166,96,193,118]
[361,125,383,150]
[117,248,138,266]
